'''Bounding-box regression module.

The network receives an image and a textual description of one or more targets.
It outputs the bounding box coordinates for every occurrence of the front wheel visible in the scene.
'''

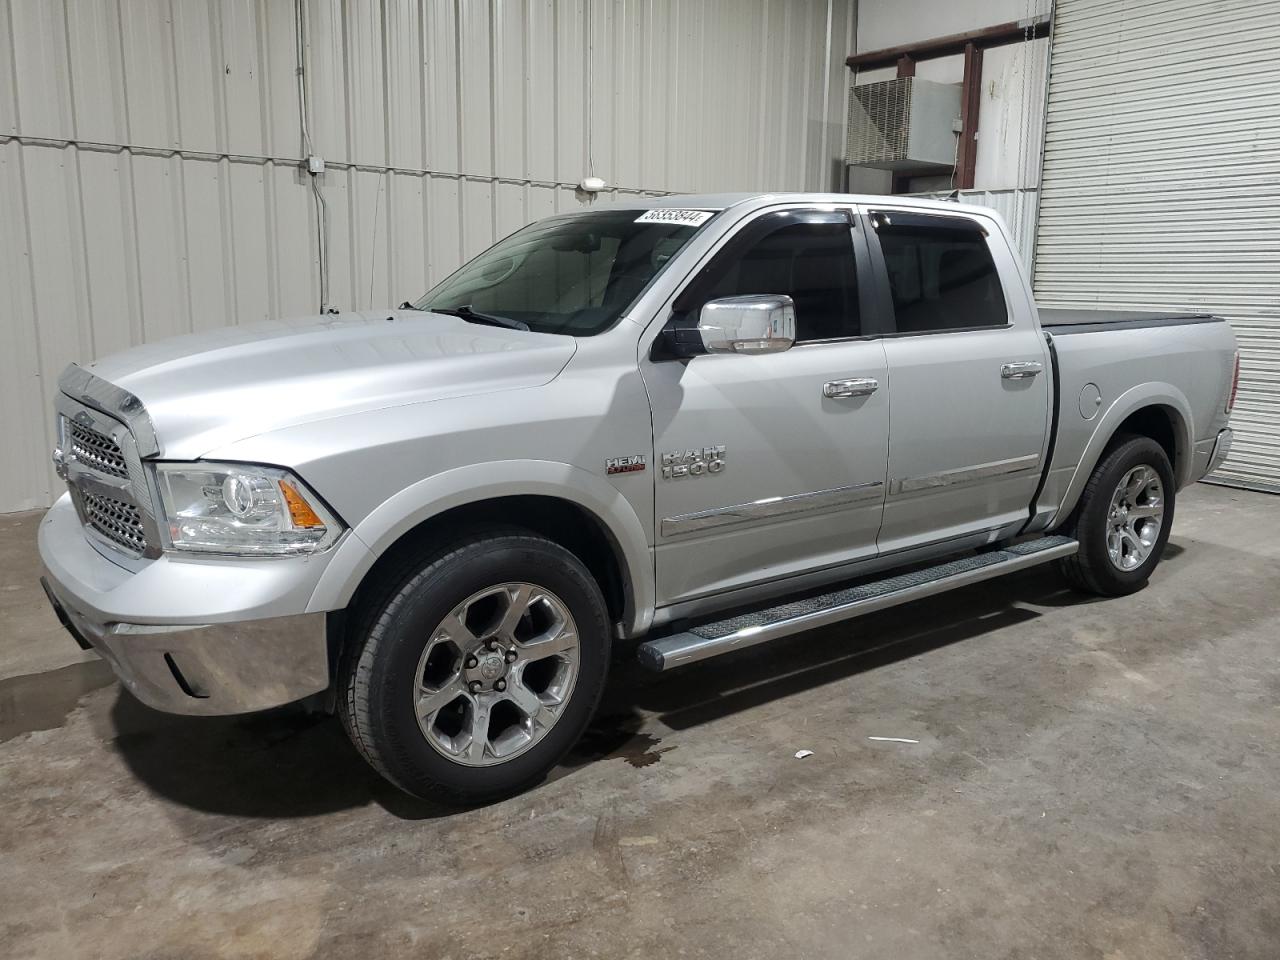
[338,530,611,804]
[1057,434,1176,596]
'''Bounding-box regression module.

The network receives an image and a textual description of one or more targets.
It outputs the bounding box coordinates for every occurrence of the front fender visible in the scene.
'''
[1050,381,1195,528]
[305,459,655,637]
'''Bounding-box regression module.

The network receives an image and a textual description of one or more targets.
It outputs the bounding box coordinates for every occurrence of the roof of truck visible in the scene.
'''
[599,192,994,217]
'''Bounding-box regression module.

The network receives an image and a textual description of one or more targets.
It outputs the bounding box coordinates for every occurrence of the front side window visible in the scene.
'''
[418,209,711,336]
[675,211,861,342]
[874,214,1008,333]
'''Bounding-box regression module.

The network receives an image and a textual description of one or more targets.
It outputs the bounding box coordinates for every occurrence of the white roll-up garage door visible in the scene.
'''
[1034,0,1280,492]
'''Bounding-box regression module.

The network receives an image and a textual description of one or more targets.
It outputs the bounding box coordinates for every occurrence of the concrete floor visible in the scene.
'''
[1,484,1278,960]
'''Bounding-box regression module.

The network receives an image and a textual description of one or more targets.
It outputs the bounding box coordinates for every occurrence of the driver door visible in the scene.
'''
[640,208,890,607]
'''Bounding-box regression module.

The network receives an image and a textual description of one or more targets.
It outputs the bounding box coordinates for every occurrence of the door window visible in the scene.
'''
[677,211,861,342]
[873,215,1008,333]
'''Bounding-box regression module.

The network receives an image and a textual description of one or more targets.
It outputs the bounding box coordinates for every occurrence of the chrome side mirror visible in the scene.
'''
[697,295,796,355]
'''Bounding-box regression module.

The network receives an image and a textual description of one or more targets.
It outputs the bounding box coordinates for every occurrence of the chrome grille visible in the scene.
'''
[57,369,159,561]
[68,421,128,478]
[81,491,148,554]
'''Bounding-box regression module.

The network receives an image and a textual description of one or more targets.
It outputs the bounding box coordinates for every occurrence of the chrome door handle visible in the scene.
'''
[823,377,879,399]
[1001,361,1043,380]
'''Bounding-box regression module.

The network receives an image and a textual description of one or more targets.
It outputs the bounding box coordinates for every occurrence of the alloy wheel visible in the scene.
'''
[413,582,580,766]
[1105,465,1165,571]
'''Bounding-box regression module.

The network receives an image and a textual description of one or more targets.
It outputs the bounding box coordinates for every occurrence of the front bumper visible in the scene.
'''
[41,577,328,715]
[38,494,333,716]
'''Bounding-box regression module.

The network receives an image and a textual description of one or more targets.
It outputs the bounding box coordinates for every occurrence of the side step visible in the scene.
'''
[637,535,1078,671]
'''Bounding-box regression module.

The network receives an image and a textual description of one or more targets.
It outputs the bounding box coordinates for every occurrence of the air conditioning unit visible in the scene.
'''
[846,77,962,172]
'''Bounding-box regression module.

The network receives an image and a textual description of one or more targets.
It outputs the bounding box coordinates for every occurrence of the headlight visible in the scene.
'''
[154,462,342,556]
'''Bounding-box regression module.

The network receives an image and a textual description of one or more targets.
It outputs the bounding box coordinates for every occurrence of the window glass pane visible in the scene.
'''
[876,220,1008,333]
[420,210,708,336]
[696,219,860,341]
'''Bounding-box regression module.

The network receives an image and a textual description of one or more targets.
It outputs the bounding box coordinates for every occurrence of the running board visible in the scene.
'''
[637,535,1078,671]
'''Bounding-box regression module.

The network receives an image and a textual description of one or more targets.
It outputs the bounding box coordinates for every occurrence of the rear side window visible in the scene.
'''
[873,214,1008,333]
[676,211,860,342]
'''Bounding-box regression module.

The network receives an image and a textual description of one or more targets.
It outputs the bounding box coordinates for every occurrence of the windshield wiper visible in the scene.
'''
[398,300,424,310]
[426,304,529,331]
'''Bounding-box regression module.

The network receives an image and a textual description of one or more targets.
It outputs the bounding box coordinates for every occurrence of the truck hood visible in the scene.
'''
[83,310,577,459]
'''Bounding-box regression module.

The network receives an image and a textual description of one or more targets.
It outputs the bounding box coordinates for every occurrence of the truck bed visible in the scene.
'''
[1033,304,1236,532]
[1038,307,1221,334]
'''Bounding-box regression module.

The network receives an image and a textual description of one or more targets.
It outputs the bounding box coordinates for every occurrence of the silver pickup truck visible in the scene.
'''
[39,193,1238,802]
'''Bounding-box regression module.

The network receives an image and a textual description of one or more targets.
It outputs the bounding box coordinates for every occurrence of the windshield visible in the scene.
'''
[417,208,715,336]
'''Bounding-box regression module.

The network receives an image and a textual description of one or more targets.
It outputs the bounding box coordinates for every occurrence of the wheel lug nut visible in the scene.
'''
[495,679,507,692]
[465,656,478,669]
[487,639,500,651]
[505,650,518,663]
[468,681,482,693]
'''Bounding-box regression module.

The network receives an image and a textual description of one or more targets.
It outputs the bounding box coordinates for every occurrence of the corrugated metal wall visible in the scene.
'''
[0,0,855,513]
[1034,0,1280,492]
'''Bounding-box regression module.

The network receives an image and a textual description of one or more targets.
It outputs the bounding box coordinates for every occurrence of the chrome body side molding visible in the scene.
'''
[890,453,1040,496]
[661,480,884,538]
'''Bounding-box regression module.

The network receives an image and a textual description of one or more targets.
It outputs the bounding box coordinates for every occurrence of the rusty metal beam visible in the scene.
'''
[896,55,915,78]
[955,41,983,190]
[846,14,1049,70]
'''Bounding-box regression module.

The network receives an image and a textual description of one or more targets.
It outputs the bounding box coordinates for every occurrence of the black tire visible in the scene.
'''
[338,528,611,804]
[1056,434,1176,596]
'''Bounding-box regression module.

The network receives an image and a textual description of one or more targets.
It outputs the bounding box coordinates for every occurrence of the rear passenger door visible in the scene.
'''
[864,208,1051,553]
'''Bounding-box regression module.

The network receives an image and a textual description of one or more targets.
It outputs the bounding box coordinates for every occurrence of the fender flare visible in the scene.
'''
[305,459,655,637]
[1050,381,1195,528]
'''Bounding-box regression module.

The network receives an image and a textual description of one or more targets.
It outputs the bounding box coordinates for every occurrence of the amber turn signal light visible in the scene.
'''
[279,479,326,528]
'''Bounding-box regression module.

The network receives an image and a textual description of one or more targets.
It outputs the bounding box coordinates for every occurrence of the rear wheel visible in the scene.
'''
[1057,434,1175,596]
[339,530,610,803]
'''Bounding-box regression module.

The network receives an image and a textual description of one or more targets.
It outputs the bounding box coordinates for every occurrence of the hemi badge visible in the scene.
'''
[606,455,647,476]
